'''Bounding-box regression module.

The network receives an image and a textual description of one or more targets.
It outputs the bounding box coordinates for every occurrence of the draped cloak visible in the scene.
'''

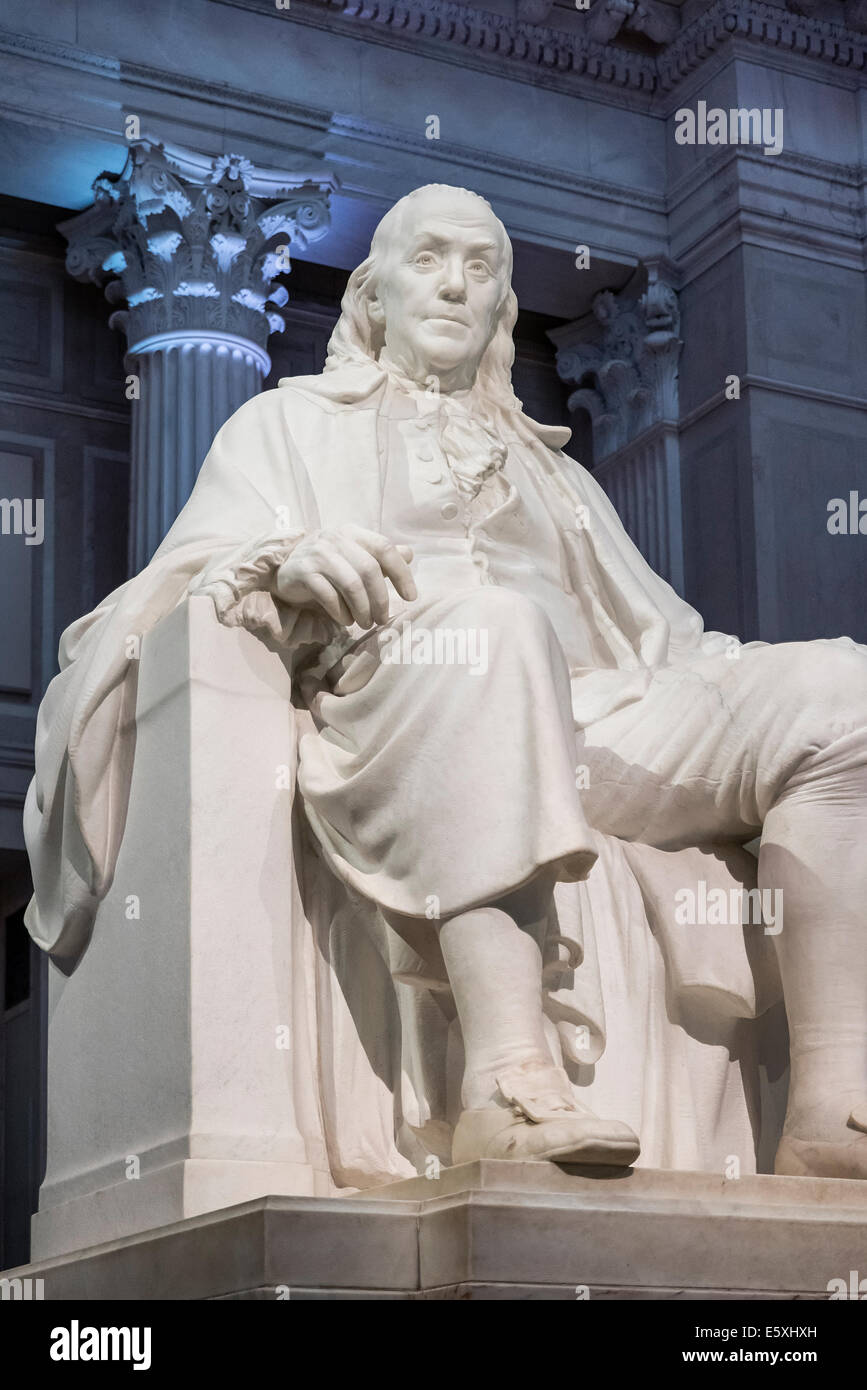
[22,360,784,1182]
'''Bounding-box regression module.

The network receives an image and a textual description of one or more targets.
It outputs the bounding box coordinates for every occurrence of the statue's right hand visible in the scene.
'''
[273,524,417,628]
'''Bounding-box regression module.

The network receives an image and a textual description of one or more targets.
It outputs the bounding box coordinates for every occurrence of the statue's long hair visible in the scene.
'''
[324,185,524,417]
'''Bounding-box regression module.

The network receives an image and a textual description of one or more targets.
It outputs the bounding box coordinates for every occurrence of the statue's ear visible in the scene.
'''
[367,293,386,327]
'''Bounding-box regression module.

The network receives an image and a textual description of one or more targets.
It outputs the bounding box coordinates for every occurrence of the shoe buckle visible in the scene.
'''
[496,1064,576,1125]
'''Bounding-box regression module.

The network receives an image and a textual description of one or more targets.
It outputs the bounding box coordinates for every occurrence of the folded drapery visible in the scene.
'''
[23,361,782,1177]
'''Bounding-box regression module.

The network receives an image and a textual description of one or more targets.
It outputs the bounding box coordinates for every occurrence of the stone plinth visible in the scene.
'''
[30,598,331,1265]
[8,1163,867,1300]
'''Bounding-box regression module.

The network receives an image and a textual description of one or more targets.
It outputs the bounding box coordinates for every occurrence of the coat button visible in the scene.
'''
[440,501,459,520]
[416,447,434,462]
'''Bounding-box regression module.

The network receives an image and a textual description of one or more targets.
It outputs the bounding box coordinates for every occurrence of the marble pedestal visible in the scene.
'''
[8,1163,867,1300]
[31,598,331,1263]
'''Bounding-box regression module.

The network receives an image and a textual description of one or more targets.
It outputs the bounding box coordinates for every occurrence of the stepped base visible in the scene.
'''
[4,1162,867,1299]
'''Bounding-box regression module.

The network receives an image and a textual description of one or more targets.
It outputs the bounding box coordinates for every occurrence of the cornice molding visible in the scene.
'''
[213,0,867,95]
[2,3,865,144]
[327,113,667,211]
[678,374,867,433]
[0,28,667,230]
[0,28,334,133]
[667,144,864,211]
[657,0,867,91]
[0,390,130,425]
[674,203,867,283]
[290,0,657,88]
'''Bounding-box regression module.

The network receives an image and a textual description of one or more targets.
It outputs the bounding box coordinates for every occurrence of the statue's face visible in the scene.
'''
[370,190,507,389]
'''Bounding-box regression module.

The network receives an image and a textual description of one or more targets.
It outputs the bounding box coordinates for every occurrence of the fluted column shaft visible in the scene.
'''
[128,331,269,569]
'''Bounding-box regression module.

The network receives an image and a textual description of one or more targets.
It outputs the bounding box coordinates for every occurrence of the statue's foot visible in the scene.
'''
[774,1099,867,1180]
[451,1062,640,1167]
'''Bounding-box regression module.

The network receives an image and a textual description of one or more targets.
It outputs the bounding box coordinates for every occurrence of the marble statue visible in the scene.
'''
[23,184,867,1184]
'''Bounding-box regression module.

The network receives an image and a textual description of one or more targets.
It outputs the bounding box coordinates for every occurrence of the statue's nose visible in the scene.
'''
[438,259,467,299]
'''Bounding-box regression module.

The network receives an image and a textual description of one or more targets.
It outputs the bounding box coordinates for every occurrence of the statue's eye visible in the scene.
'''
[414,251,437,266]
[468,260,492,275]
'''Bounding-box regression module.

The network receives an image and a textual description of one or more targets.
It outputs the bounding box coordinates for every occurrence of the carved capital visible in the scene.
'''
[550,270,682,461]
[59,140,338,350]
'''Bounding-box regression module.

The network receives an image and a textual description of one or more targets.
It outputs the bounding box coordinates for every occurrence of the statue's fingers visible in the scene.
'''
[318,553,376,628]
[348,530,417,603]
[384,547,418,602]
[303,573,354,627]
[333,536,391,625]
[332,649,380,696]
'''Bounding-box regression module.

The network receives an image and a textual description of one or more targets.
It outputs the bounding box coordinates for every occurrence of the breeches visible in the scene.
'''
[579,632,867,849]
[296,585,867,914]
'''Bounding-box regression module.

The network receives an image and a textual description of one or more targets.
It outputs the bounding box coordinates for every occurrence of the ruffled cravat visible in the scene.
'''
[378,352,509,502]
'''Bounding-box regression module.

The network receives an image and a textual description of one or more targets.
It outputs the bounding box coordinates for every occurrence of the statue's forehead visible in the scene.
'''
[390,198,504,248]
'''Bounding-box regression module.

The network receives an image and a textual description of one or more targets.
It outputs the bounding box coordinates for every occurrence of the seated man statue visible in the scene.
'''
[23,183,867,1180]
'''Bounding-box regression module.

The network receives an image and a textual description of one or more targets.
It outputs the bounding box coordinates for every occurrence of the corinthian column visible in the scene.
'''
[60,140,337,568]
[549,266,685,592]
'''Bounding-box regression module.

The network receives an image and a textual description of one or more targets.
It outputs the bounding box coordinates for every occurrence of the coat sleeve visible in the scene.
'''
[23,389,336,970]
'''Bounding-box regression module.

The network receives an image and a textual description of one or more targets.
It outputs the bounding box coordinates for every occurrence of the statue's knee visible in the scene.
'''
[447,585,554,641]
[782,641,867,729]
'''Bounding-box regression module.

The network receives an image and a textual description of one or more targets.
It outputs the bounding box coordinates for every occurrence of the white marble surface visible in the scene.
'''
[12,1163,867,1300]
[23,187,867,1263]
[32,599,332,1260]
